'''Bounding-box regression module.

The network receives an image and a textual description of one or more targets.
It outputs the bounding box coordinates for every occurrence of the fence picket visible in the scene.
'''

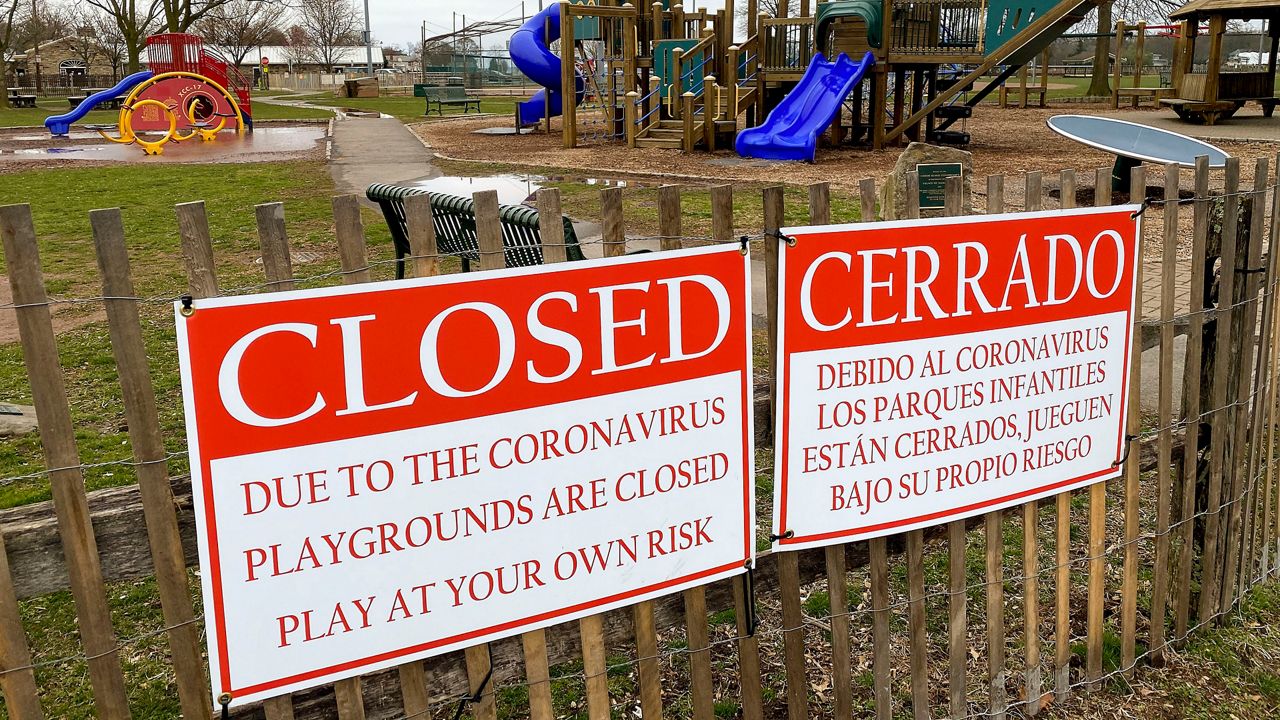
[985,172,1009,720]
[944,176,968,720]
[404,194,440,278]
[685,587,716,720]
[331,193,379,720]
[0,203,132,720]
[1121,167,1147,673]
[581,615,612,720]
[1149,164,1180,665]
[1055,168,1077,695]
[0,530,43,720]
[869,537,892,720]
[633,601,664,720]
[1023,171,1044,713]
[91,207,212,720]
[1176,157,1213,636]
[1201,158,1241,621]
[1087,167,1112,685]
[1227,159,1270,599]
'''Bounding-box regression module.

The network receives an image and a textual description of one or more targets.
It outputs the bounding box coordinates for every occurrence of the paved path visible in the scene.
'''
[328,116,440,196]
[1104,106,1280,143]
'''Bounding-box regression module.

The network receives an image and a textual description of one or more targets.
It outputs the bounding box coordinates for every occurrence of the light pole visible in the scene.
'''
[364,0,374,74]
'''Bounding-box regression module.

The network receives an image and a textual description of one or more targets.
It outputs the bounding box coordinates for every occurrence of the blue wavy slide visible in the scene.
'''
[44,70,153,136]
[512,2,585,127]
[736,51,875,162]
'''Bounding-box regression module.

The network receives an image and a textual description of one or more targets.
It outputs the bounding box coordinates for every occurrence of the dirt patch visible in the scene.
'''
[0,277,105,345]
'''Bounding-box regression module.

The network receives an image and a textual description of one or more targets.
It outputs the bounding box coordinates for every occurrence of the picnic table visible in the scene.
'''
[7,88,36,108]
[67,91,128,110]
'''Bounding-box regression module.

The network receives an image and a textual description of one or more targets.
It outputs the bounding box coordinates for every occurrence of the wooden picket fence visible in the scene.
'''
[1,152,1279,720]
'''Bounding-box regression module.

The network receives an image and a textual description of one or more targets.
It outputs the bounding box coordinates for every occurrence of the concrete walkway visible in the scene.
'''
[328,116,439,196]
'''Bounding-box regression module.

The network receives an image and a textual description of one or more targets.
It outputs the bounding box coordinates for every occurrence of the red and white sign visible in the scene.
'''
[176,246,755,707]
[773,207,1140,551]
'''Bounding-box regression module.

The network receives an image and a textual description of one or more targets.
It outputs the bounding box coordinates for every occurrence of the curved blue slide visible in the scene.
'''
[511,2,584,127]
[44,70,153,136]
[736,51,875,162]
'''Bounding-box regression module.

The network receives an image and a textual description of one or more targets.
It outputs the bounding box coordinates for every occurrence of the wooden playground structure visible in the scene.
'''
[550,0,1101,152]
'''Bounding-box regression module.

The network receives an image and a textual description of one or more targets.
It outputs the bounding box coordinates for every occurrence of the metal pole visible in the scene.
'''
[364,0,374,74]
[32,0,41,94]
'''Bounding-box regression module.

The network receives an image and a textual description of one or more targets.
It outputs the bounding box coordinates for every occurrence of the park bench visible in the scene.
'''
[423,86,481,116]
[366,183,586,279]
[7,89,36,108]
[68,94,127,110]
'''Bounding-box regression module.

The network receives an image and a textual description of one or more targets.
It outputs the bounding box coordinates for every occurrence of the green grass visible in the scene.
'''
[0,98,116,127]
[0,160,396,508]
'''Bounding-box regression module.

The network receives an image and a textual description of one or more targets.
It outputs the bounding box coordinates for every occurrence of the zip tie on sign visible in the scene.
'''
[741,563,760,636]
[218,693,232,720]
[768,529,794,542]
[739,235,750,255]
[768,229,796,247]
[1131,197,1154,219]
[179,295,195,317]
[1114,433,1140,466]
[453,644,495,720]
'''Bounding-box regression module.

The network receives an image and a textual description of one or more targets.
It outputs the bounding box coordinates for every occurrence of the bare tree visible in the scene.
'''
[196,0,282,66]
[85,0,164,72]
[295,0,359,70]
[0,0,21,105]
[160,0,235,33]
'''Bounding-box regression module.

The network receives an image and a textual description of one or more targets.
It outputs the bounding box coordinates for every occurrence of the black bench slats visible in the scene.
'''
[366,183,585,279]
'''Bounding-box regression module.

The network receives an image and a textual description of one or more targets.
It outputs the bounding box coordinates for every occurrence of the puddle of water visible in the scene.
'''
[408,174,545,205]
[1,126,325,162]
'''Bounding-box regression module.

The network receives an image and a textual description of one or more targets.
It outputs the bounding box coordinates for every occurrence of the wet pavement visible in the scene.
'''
[0,125,326,163]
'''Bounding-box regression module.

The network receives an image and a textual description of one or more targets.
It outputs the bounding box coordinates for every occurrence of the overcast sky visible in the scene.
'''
[374,0,730,50]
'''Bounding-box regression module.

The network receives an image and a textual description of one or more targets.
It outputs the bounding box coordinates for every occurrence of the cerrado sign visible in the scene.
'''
[772,206,1140,550]
[175,246,756,707]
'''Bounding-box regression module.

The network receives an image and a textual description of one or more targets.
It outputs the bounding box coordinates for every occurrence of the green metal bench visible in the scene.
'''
[422,86,481,115]
[366,183,586,279]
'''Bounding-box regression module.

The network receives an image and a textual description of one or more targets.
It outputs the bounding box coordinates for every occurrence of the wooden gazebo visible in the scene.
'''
[1161,0,1280,123]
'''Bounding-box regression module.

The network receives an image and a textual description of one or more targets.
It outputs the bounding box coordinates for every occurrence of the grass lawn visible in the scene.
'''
[0,160,398,509]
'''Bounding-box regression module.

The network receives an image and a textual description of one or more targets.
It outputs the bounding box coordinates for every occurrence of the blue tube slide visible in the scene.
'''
[511,2,585,127]
[735,52,875,162]
[44,70,154,136]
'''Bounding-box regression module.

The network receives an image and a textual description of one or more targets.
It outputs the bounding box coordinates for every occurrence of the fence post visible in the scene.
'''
[1086,166,1112,686]
[91,207,213,720]
[0,204,132,720]
[944,176,968,720]
[985,172,1009,720]
[625,91,639,147]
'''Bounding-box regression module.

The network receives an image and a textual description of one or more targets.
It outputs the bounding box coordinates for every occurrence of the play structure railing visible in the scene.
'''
[760,16,815,74]
[890,0,987,55]
[725,36,760,121]
[669,35,715,119]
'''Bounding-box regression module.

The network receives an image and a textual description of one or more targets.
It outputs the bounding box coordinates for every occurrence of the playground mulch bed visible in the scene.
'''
[416,106,1276,266]
[415,105,1274,195]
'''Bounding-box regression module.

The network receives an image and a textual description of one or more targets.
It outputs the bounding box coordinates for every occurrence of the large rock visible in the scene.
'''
[879,142,973,220]
[0,403,37,437]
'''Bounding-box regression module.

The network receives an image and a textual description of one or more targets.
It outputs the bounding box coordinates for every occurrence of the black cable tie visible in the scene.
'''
[217,693,231,720]
[1115,433,1140,466]
[1131,197,1154,219]
[179,295,194,317]
[1236,265,1267,275]
[769,229,796,247]
[742,564,759,636]
[453,646,495,720]
[739,235,750,255]
[768,529,795,541]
